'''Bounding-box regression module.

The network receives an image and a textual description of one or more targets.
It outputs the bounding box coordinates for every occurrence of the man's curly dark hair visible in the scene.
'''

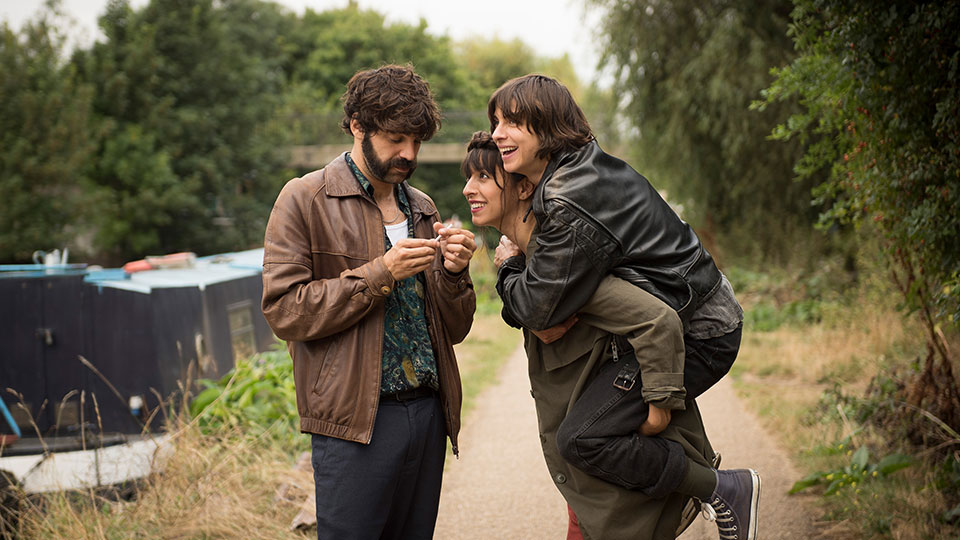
[340,64,441,141]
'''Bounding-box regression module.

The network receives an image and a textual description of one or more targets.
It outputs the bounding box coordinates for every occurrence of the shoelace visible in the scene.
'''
[700,500,717,521]
[702,497,739,540]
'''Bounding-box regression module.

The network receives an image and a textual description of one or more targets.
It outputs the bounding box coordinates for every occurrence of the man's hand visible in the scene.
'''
[433,222,477,273]
[494,235,522,267]
[383,238,437,281]
[639,403,672,436]
[530,315,579,344]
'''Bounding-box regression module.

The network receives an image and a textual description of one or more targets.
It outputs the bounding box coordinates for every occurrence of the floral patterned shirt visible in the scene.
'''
[346,153,439,394]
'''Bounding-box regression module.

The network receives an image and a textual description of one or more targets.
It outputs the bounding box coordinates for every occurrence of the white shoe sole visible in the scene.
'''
[746,468,761,539]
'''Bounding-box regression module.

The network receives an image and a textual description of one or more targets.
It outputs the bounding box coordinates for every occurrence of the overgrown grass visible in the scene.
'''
[16,423,311,539]
[470,245,506,317]
[729,264,960,539]
[7,250,519,539]
[455,313,520,419]
[190,342,303,454]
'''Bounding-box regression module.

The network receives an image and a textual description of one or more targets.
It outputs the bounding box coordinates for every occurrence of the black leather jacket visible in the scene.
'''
[497,141,721,331]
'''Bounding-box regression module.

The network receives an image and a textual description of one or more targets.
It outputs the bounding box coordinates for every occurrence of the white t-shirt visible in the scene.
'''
[385,220,409,247]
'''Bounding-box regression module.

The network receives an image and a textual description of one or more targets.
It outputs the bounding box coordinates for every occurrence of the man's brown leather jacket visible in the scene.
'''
[261,154,475,453]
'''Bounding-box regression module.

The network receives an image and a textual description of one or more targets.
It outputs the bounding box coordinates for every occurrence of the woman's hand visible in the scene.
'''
[434,221,477,273]
[494,235,521,267]
[639,403,672,436]
[530,315,579,344]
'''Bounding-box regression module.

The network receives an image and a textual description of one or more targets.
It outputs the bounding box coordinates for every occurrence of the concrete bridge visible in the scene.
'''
[286,110,485,169]
[288,143,467,169]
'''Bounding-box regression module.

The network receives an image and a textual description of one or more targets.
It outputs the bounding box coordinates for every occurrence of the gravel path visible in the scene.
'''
[435,342,567,539]
[435,343,827,539]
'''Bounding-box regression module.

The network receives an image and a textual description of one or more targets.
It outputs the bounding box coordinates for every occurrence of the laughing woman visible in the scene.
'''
[461,132,726,540]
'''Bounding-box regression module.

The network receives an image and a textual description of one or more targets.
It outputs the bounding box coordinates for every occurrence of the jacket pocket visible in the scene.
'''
[309,333,342,396]
[312,250,367,280]
[540,323,601,371]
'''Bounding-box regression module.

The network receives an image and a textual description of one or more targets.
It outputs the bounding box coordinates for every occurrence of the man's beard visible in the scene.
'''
[361,134,417,184]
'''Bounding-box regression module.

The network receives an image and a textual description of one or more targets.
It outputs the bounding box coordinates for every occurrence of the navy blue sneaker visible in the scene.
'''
[703,468,761,540]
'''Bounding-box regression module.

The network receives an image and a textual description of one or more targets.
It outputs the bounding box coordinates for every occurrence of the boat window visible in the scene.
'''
[227,301,257,363]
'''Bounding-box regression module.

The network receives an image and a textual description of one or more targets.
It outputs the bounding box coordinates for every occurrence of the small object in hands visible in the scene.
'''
[434,217,462,242]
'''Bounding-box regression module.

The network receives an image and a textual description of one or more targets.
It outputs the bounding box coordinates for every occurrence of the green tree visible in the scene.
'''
[74,0,292,262]
[452,38,622,149]
[456,37,540,98]
[0,8,95,262]
[589,0,823,265]
[281,4,484,146]
[760,0,960,427]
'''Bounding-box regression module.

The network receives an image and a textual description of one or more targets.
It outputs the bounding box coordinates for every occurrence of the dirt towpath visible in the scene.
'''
[435,342,567,539]
[435,343,826,539]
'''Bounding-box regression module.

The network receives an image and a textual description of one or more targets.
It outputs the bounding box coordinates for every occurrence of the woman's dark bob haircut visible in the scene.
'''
[340,64,441,141]
[487,74,594,160]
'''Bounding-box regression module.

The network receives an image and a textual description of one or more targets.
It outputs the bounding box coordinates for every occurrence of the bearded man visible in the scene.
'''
[261,64,477,540]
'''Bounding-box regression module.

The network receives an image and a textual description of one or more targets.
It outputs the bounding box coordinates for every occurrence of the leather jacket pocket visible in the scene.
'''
[309,333,342,396]
[312,250,367,280]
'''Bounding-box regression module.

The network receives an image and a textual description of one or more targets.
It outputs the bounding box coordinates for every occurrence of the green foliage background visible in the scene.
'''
[0,14,95,262]
[759,0,960,325]
[0,0,589,264]
[190,343,301,451]
[589,0,837,267]
[5,0,955,308]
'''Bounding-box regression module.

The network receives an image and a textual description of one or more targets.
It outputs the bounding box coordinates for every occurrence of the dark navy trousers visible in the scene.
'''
[311,394,446,540]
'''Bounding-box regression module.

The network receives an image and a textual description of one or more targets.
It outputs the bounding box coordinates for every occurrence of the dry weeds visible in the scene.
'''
[16,422,311,539]
[731,294,960,539]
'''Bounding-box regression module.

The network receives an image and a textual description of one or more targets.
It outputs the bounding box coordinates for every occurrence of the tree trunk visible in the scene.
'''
[894,256,960,445]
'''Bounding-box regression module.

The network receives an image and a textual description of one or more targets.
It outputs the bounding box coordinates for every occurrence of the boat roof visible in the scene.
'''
[0,248,264,294]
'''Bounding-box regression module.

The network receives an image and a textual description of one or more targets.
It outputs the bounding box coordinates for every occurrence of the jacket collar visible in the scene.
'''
[323,152,434,218]
[324,153,365,197]
[540,140,599,186]
[532,140,599,215]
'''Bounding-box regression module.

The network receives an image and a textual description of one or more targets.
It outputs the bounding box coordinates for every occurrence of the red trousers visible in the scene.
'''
[567,505,585,540]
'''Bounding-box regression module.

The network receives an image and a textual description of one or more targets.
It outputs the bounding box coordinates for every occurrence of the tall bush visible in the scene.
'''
[760,0,960,430]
